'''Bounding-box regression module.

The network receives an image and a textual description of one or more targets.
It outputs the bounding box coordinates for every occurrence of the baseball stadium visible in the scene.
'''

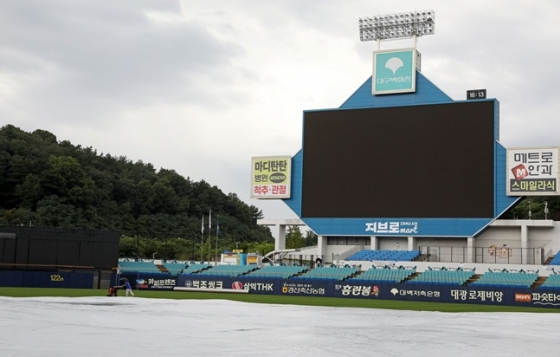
[2,10,560,312]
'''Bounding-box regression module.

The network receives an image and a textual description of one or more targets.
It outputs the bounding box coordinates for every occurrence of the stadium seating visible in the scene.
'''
[469,269,538,288]
[181,263,211,275]
[549,252,560,266]
[291,266,359,281]
[194,264,258,278]
[347,249,420,262]
[349,265,416,283]
[247,265,307,279]
[407,267,475,286]
[163,262,189,275]
[538,272,560,290]
[118,260,163,274]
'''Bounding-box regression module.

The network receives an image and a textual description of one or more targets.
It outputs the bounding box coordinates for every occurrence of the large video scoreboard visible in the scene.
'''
[301,101,496,219]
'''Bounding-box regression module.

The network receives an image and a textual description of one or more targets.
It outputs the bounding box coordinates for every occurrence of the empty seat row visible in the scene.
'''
[549,252,560,266]
[195,265,258,278]
[247,265,307,279]
[348,250,419,262]
[409,269,475,285]
[119,261,162,274]
[540,273,560,289]
[470,271,538,288]
[292,266,359,281]
[349,266,415,283]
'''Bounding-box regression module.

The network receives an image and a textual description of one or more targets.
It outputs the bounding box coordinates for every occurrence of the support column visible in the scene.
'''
[521,223,529,264]
[274,224,287,252]
[466,237,475,263]
[317,235,326,261]
[370,236,378,250]
[407,236,416,251]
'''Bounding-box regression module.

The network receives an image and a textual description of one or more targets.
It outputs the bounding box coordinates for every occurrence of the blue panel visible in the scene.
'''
[283,149,302,216]
[340,72,453,109]
[302,218,493,237]
[495,142,521,217]
[494,100,500,141]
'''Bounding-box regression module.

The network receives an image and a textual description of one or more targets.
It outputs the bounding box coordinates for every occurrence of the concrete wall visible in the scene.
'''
[265,219,560,266]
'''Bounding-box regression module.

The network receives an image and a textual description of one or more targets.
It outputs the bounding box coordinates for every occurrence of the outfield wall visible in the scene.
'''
[0,271,94,289]
[174,275,560,309]
[2,270,559,309]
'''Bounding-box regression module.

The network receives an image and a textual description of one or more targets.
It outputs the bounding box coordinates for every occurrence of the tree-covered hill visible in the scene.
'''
[0,125,273,259]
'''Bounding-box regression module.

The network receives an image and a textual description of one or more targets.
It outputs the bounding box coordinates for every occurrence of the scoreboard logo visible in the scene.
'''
[373,48,417,95]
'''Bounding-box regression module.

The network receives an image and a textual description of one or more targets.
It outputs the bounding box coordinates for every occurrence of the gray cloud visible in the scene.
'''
[1,0,559,221]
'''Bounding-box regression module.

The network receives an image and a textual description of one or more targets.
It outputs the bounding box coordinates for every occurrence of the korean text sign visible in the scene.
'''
[251,156,292,199]
[507,147,559,196]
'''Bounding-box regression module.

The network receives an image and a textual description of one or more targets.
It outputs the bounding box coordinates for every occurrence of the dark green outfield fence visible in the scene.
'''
[0,226,119,289]
[0,226,120,270]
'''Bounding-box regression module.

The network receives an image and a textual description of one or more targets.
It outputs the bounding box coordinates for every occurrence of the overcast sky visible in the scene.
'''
[1,1,559,221]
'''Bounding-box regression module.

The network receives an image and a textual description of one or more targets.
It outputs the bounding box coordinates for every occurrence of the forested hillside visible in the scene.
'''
[2,124,556,260]
[0,125,274,260]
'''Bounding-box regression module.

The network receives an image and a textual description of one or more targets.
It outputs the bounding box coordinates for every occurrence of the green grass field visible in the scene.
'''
[1,287,559,313]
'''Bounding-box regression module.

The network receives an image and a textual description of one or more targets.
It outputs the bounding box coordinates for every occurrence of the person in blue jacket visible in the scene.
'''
[120,278,135,297]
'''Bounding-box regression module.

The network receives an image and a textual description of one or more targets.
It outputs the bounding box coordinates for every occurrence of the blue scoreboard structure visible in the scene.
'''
[282,72,519,237]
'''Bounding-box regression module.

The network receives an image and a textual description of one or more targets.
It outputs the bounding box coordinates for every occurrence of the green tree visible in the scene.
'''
[119,236,139,258]
[304,229,318,246]
[35,195,80,228]
[501,197,560,220]
[43,156,95,208]
[1,125,276,249]
[286,225,305,249]
[246,241,275,256]
[15,174,43,209]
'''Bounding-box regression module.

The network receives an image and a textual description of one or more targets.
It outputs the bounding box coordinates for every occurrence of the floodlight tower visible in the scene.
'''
[359,10,435,50]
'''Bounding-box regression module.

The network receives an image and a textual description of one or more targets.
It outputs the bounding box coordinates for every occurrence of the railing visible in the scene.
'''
[332,245,366,262]
[418,246,544,265]
[279,254,332,268]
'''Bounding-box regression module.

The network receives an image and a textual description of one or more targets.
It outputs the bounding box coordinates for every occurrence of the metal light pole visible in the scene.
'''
[528,200,532,220]
[201,214,204,262]
[215,214,220,265]
[545,201,549,220]
[208,208,212,263]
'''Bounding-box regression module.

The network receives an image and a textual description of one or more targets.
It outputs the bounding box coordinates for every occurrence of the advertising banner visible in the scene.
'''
[176,276,280,295]
[172,276,560,308]
[280,280,332,297]
[118,274,176,290]
[507,147,559,196]
[250,156,292,199]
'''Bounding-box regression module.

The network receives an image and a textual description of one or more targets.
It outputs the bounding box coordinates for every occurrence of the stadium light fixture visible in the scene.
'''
[359,10,435,42]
